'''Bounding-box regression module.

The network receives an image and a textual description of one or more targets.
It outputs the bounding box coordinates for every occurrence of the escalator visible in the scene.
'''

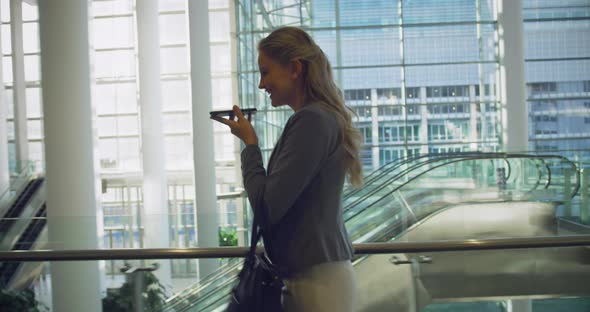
[0,178,44,237]
[0,177,47,289]
[163,153,585,311]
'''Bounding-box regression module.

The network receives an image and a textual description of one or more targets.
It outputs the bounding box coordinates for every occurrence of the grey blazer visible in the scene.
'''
[241,103,354,276]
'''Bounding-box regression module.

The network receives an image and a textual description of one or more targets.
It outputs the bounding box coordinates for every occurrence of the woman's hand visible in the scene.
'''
[210,105,259,145]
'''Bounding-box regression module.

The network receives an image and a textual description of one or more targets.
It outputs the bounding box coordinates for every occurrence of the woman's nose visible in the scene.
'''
[258,78,264,89]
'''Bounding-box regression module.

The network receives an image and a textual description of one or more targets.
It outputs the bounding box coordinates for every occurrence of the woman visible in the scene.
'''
[212,26,362,312]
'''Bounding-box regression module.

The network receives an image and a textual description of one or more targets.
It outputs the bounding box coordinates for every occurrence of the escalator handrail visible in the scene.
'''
[344,151,489,200]
[345,153,513,211]
[347,154,578,221]
[0,161,36,217]
[375,153,577,203]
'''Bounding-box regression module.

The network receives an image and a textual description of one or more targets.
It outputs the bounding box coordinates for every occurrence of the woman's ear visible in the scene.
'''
[291,59,303,80]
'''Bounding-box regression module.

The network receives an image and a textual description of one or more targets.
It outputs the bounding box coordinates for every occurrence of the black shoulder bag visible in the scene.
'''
[226,205,284,312]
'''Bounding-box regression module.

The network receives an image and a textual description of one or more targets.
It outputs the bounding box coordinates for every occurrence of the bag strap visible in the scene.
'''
[247,196,274,258]
[247,213,262,256]
[248,197,264,256]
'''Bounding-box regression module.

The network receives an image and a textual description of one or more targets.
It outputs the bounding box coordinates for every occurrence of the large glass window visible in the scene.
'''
[524,0,590,153]
[1,0,44,173]
[236,0,500,173]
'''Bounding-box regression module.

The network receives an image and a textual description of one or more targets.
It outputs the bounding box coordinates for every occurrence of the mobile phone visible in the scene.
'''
[210,108,257,118]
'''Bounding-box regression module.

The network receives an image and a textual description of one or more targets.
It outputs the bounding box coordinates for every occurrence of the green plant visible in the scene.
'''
[102,271,167,312]
[0,288,40,312]
[219,226,238,246]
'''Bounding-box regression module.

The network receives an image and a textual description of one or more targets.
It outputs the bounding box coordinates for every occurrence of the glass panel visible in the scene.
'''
[117,115,139,136]
[525,20,590,60]
[3,56,12,83]
[212,131,237,162]
[117,137,140,170]
[355,249,590,312]
[7,120,14,140]
[4,88,13,117]
[209,11,229,42]
[404,25,479,64]
[164,135,193,170]
[93,16,134,49]
[161,79,190,111]
[24,54,40,82]
[211,77,232,108]
[0,153,589,311]
[524,4,590,152]
[209,0,229,10]
[2,23,11,54]
[98,116,117,137]
[26,120,42,139]
[403,0,479,24]
[22,22,39,53]
[99,138,117,168]
[94,50,136,78]
[26,87,42,118]
[94,82,137,115]
[210,44,231,73]
[339,0,399,27]
[28,141,42,166]
[93,0,133,17]
[311,0,335,28]
[341,67,402,91]
[162,112,191,134]
[160,46,189,75]
[0,0,9,22]
[257,0,306,27]
[7,142,15,173]
[340,28,401,67]
[309,29,338,66]
[405,63,479,88]
[159,13,187,45]
[0,256,587,311]
[159,0,185,12]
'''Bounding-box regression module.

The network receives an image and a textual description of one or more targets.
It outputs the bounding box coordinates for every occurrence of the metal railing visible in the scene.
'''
[1,235,588,262]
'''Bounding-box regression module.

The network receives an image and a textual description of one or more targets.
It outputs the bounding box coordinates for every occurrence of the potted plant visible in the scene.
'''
[0,288,43,312]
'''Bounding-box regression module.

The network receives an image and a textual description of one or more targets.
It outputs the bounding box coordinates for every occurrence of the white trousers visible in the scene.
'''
[281,260,356,312]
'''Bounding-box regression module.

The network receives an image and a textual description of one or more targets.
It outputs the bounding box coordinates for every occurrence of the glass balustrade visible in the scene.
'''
[354,248,590,312]
[1,152,588,311]
[163,153,587,311]
[1,240,589,312]
[0,160,36,218]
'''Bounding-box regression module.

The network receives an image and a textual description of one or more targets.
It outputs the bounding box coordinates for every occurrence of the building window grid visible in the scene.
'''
[1,0,44,172]
[236,0,503,170]
[524,7,590,148]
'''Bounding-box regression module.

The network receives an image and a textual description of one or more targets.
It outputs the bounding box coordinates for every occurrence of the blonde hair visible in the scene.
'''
[258,26,363,188]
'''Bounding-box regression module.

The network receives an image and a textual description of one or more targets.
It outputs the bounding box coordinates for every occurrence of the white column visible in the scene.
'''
[10,0,28,171]
[370,89,379,170]
[419,87,429,154]
[38,1,101,312]
[188,0,219,278]
[469,85,478,150]
[581,168,588,223]
[136,0,172,290]
[0,3,7,194]
[228,0,247,246]
[509,299,532,312]
[498,0,527,152]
